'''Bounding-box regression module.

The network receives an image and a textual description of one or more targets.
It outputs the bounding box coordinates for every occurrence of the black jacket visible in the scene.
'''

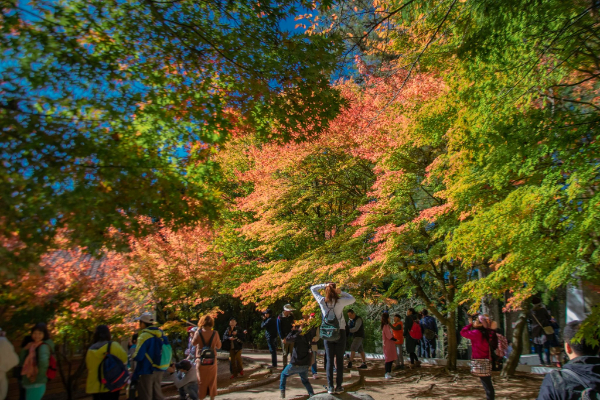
[285,329,312,366]
[537,356,600,400]
[277,313,295,339]
[347,316,365,338]
[530,304,551,339]
[222,327,245,351]
[261,317,277,339]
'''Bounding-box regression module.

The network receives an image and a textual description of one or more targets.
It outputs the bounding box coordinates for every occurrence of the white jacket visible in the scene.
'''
[0,337,19,373]
[310,284,355,329]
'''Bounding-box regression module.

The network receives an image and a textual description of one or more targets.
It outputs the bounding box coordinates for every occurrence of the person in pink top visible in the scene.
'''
[461,315,498,400]
[381,311,398,379]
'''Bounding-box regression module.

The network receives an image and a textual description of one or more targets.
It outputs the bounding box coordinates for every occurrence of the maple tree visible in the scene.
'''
[0,0,343,271]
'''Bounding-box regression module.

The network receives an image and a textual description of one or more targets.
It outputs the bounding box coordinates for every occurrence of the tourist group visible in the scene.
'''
[1,285,598,400]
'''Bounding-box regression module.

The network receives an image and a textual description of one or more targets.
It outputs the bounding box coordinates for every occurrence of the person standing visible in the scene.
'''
[0,329,19,400]
[391,314,405,370]
[192,315,222,400]
[311,282,355,395]
[20,323,55,400]
[261,309,278,368]
[420,310,438,358]
[223,317,246,379]
[529,296,552,365]
[85,325,129,400]
[461,315,498,400]
[167,360,198,400]
[381,312,398,379]
[536,319,600,400]
[403,308,421,368]
[277,305,296,366]
[279,320,315,399]
[132,312,169,400]
[346,310,367,369]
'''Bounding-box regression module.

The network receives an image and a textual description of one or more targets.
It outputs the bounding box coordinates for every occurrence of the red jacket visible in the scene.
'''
[460,324,497,360]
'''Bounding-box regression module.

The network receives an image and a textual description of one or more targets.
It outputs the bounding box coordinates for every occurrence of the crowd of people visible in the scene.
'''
[0,288,598,400]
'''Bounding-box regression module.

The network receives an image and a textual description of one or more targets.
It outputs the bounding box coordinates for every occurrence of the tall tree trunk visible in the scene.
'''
[445,311,457,371]
[501,305,529,378]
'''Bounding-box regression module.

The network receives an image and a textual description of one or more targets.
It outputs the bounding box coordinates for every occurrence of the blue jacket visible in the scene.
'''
[420,316,438,337]
[132,327,169,380]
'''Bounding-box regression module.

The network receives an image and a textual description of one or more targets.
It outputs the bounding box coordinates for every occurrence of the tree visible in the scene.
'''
[0,0,343,271]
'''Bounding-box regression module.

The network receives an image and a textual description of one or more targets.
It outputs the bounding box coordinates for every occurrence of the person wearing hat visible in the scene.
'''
[185,327,198,361]
[261,309,278,368]
[167,360,198,400]
[222,317,246,379]
[132,312,169,400]
[277,305,296,366]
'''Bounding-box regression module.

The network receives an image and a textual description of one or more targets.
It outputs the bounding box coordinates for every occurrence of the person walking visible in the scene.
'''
[537,319,600,400]
[223,317,246,379]
[261,309,278,368]
[461,315,498,400]
[0,329,19,400]
[311,282,355,395]
[132,312,170,400]
[529,296,552,365]
[277,305,296,367]
[279,320,315,399]
[403,308,421,368]
[420,310,438,358]
[85,325,129,400]
[308,313,320,379]
[391,314,405,369]
[381,312,398,379]
[167,360,198,400]
[192,314,222,400]
[20,323,55,400]
[346,309,367,369]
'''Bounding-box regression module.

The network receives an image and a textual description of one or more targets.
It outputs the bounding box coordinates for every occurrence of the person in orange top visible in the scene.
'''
[391,314,405,370]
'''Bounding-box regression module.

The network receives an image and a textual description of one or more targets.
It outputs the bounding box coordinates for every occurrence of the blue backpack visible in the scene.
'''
[143,330,172,370]
[98,342,130,392]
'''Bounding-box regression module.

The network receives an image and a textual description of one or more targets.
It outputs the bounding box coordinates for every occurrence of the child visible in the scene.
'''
[279,320,315,399]
[391,314,405,369]
[381,311,398,379]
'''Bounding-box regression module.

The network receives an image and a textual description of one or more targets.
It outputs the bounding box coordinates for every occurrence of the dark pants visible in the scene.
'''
[267,336,278,367]
[409,352,419,364]
[324,330,346,389]
[93,392,121,400]
[534,343,550,364]
[479,376,495,400]
[230,349,243,376]
[423,338,436,358]
[385,361,393,374]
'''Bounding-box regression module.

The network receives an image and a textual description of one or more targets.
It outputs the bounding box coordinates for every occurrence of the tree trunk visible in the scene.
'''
[501,306,528,378]
[445,311,458,371]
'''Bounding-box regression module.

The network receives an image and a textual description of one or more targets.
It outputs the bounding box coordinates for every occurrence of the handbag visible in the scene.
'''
[531,312,554,336]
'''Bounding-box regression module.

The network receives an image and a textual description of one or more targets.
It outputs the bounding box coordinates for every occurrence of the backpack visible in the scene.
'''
[495,333,508,357]
[198,331,217,366]
[143,330,172,370]
[320,304,340,342]
[38,343,57,380]
[98,342,130,392]
[554,369,600,400]
[409,320,422,340]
